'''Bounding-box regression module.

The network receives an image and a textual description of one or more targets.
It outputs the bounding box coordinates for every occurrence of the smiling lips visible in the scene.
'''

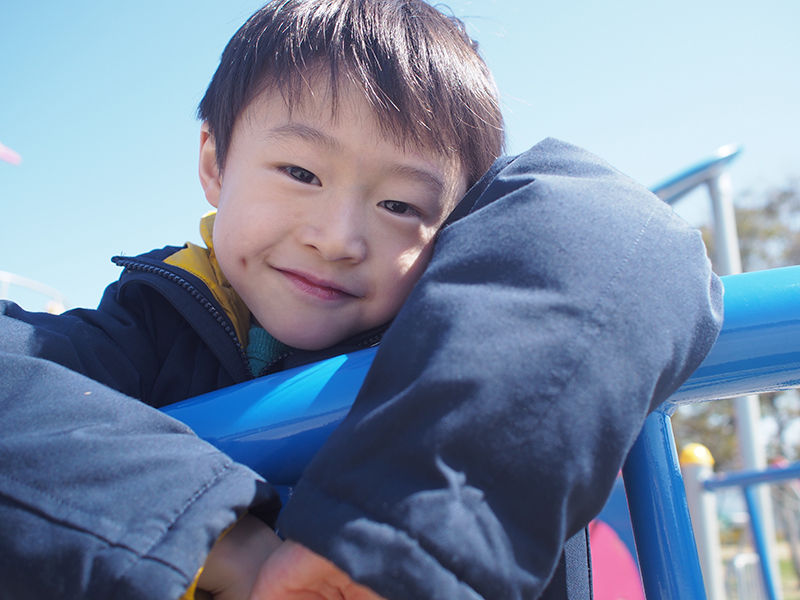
[278,269,358,302]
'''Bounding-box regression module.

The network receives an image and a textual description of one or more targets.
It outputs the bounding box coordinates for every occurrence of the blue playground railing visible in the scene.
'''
[623,265,800,600]
[703,462,800,600]
[163,264,800,600]
[650,143,741,206]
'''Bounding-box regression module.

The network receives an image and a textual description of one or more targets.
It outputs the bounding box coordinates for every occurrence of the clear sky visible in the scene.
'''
[2,0,799,311]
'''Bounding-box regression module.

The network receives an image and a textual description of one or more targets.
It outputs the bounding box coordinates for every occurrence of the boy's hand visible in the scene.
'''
[196,514,283,600]
[249,540,388,600]
[195,518,385,600]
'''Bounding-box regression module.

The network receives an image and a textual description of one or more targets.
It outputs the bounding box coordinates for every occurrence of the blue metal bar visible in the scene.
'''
[163,265,800,480]
[704,462,800,491]
[698,462,800,600]
[162,348,375,483]
[623,410,708,600]
[744,485,780,600]
[665,265,800,412]
[650,144,741,205]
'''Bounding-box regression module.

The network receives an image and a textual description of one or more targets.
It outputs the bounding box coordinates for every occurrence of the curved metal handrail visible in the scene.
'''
[0,270,69,313]
[651,144,741,205]
[623,265,800,600]
[666,265,800,411]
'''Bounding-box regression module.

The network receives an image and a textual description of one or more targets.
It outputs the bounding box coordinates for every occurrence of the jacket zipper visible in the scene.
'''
[358,333,383,348]
[112,257,255,378]
[258,331,383,377]
[260,351,293,377]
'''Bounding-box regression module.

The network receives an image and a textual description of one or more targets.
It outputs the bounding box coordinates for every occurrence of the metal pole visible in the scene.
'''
[681,444,726,600]
[623,410,708,600]
[707,172,741,276]
[707,171,782,598]
[745,485,781,600]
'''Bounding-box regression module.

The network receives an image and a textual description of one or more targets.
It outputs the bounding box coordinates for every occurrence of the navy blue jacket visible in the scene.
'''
[0,139,723,599]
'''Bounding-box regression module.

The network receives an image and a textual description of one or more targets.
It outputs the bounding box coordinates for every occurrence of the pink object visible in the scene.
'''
[0,141,22,165]
[589,519,646,600]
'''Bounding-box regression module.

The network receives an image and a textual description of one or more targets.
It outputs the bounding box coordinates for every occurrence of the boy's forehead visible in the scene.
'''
[246,75,383,136]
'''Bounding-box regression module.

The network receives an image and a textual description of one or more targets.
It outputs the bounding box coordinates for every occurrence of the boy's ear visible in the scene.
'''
[199,123,222,208]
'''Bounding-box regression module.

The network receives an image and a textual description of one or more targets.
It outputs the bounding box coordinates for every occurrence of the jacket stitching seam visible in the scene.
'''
[111,460,237,589]
[0,470,126,546]
[490,206,658,496]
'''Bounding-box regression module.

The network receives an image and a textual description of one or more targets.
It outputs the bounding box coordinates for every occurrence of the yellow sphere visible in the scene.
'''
[679,443,715,467]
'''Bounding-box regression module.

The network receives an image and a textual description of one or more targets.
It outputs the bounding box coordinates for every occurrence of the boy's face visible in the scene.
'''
[199,82,468,351]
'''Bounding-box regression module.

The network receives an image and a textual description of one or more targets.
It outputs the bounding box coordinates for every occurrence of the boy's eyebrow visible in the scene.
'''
[266,123,344,152]
[266,123,446,196]
[385,163,445,198]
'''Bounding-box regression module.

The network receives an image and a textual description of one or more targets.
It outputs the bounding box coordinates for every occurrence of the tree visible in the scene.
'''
[736,182,800,271]
[760,391,800,461]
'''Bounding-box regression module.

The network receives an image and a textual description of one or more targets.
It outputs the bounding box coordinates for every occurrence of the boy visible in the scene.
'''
[0,0,501,409]
[0,0,723,599]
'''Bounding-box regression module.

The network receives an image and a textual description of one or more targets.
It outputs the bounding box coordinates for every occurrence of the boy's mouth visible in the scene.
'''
[277,268,359,301]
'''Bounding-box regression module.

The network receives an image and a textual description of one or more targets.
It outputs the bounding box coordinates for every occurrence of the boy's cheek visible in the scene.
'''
[394,243,435,294]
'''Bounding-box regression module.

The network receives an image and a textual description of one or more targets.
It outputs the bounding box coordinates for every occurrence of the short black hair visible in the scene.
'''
[198,0,504,187]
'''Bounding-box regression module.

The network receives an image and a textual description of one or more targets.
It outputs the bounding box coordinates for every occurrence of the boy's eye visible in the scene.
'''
[284,166,321,186]
[379,200,419,217]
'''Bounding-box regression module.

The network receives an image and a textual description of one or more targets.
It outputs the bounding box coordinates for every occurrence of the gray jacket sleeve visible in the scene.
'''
[0,351,281,599]
[277,139,724,600]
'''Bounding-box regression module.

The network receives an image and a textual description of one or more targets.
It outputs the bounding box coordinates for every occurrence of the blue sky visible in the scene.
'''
[2,0,799,310]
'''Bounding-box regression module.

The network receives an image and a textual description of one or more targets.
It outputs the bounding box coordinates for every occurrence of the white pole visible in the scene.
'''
[707,171,783,599]
[708,173,741,275]
[681,444,727,600]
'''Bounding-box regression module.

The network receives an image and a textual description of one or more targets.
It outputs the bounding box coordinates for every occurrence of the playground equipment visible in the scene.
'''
[706,460,800,600]
[162,262,800,600]
[0,270,68,314]
[161,147,800,599]
[625,264,800,600]
[681,446,800,600]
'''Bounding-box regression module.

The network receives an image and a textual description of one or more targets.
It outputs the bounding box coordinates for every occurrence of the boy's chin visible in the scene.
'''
[257,312,370,351]
[267,326,344,352]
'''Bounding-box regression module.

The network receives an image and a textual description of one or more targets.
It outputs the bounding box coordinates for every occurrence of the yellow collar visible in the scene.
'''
[164,211,251,346]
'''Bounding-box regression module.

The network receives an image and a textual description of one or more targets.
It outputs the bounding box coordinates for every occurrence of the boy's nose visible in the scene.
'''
[299,200,367,263]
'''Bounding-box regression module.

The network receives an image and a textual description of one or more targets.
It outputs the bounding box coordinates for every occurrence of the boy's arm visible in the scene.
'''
[0,350,281,599]
[276,139,724,600]
[0,262,240,406]
[0,281,164,401]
